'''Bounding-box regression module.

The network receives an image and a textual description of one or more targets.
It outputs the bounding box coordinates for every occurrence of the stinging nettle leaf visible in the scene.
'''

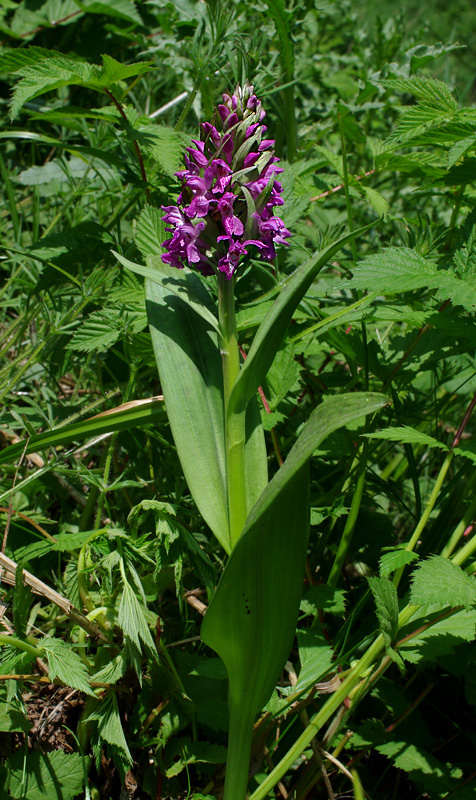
[87,691,133,766]
[410,556,476,610]
[135,205,166,258]
[118,575,157,654]
[83,0,143,24]
[10,56,96,120]
[96,54,154,88]
[361,185,390,218]
[165,738,227,778]
[41,638,95,696]
[368,576,405,672]
[447,136,476,169]
[386,76,457,112]
[0,46,58,73]
[380,548,419,578]
[0,693,31,733]
[377,740,455,795]
[67,310,128,352]
[342,247,439,294]
[364,426,449,450]
[145,125,188,177]
[301,584,347,616]
[400,608,476,665]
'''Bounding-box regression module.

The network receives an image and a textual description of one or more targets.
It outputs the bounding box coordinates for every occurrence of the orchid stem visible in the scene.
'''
[223,700,254,800]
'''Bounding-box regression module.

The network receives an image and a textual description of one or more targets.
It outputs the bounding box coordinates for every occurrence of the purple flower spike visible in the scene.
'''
[161,82,291,279]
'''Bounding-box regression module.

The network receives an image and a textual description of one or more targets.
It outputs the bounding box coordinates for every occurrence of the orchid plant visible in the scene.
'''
[117,83,386,799]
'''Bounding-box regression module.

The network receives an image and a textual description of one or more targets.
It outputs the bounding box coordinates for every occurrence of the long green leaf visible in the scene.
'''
[146,274,268,552]
[115,252,219,331]
[0,131,130,172]
[202,392,388,767]
[0,398,166,465]
[243,395,268,516]
[146,275,230,550]
[228,221,378,417]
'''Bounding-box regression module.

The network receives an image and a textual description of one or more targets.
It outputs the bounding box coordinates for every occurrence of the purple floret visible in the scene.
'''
[161,82,291,279]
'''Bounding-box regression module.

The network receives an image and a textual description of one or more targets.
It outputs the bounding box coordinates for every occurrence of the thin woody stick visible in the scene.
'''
[0,552,108,642]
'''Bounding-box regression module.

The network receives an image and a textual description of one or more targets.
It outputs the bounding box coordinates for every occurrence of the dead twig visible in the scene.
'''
[0,552,108,642]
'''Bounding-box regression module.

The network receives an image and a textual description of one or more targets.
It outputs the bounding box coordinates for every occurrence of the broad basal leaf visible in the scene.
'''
[117,252,219,331]
[145,273,228,549]
[202,464,309,722]
[202,392,388,721]
[146,269,268,552]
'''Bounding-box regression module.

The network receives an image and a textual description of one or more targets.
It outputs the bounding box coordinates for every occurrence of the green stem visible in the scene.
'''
[0,633,42,660]
[328,437,369,586]
[393,450,454,589]
[218,273,247,549]
[452,528,476,567]
[94,433,118,529]
[174,72,203,133]
[282,84,297,163]
[78,541,95,613]
[338,113,357,264]
[441,489,476,559]
[445,184,466,250]
[223,700,255,800]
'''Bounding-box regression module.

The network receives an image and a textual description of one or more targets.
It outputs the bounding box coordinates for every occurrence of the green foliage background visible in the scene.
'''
[1,1,476,798]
